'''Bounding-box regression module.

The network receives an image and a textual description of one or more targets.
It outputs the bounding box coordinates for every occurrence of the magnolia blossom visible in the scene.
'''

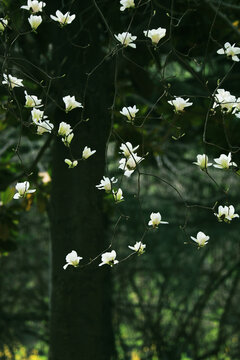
[64,159,78,168]
[168,97,193,112]
[113,188,124,202]
[191,231,209,247]
[24,91,42,108]
[148,212,168,227]
[28,15,42,30]
[0,18,8,32]
[143,27,166,45]
[119,153,143,177]
[63,250,82,270]
[212,89,236,113]
[50,10,76,26]
[120,105,139,121]
[120,0,135,11]
[2,73,24,88]
[62,132,74,147]
[114,32,137,48]
[31,108,47,124]
[217,42,240,62]
[214,205,239,222]
[120,142,139,158]
[99,250,119,267]
[63,95,83,112]
[13,181,36,199]
[96,176,118,192]
[36,120,53,135]
[58,122,72,136]
[193,154,212,170]
[21,0,46,13]
[213,152,237,169]
[128,241,146,255]
[82,146,96,160]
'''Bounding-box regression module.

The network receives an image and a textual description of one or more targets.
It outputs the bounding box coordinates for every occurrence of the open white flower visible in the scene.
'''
[2,73,24,88]
[63,250,82,270]
[24,91,42,108]
[114,32,137,48]
[217,42,240,62]
[214,205,239,222]
[13,181,36,199]
[191,231,209,247]
[143,27,166,45]
[62,132,74,147]
[21,0,46,13]
[36,120,53,135]
[96,176,118,192]
[128,241,146,255]
[120,105,139,121]
[148,212,168,227]
[119,153,143,177]
[120,0,135,11]
[0,18,8,32]
[212,89,236,113]
[63,95,83,112]
[99,250,119,267]
[50,10,76,26]
[213,152,237,169]
[82,146,96,160]
[28,14,42,30]
[113,188,124,202]
[168,97,193,112]
[31,108,47,124]
[58,122,72,137]
[64,159,78,168]
[193,154,212,170]
[120,142,139,158]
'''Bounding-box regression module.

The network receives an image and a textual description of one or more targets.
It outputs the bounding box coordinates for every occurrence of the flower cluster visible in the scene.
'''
[119,142,144,177]
[194,152,237,170]
[214,205,239,223]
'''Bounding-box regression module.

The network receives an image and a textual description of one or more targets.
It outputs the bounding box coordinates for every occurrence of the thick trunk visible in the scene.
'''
[49,1,114,359]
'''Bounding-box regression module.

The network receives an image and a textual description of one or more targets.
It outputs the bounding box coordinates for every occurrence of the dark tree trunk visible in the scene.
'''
[49,1,115,359]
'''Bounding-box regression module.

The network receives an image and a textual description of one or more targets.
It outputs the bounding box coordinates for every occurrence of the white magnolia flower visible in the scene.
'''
[212,89,236,113]
[31,108,47,124]
[62,132,74,147]
[191,231,209,247]
[120,105,139,121]
[13,181,36,199]
[63,95,83,112]
[24,91,42,108]
[128,241,146,255]
[119,153,143,177]
[120,0,135,11]
[21,0,46,13]
[214,205,239,222]
[213,152,237,169]
[58,122,72,136]
[168,97,193,112]
[148,212,168,227]
[120,142,139,158]
[99,250,119,267]
[96,176,118,192]
[82,146,96,160]
[217,42,240,62]
[64,159,78,168]
[37,120,53,135]
[113,188,124,202]
[2,73,24,88]
[50,10,76,26]
[143,27,166,45]
[63,250,82,270]
[28,14,42,30]
[0,18,8,32]
[193,154,212,170]
[114,32,137,48]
